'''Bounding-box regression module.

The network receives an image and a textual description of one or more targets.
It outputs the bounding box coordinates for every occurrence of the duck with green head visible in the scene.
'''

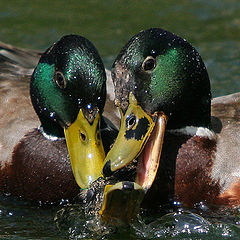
[0,37,144,225]
[0,35,109,203]
[103,28,240,207]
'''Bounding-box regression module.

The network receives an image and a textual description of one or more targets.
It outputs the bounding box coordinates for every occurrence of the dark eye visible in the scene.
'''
[54,71,66,89]
[142,56,156,71]
[126,115,136,129]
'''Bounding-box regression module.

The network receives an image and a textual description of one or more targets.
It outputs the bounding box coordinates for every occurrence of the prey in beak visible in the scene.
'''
[102,92,167,192]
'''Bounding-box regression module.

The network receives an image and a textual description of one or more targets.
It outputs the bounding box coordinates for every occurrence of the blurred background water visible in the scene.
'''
[1,0,240,97]
[1,0,240,239]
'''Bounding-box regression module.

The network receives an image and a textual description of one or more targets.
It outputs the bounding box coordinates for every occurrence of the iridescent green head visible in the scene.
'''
[103,28,211,190]
[31,34,106,137]
[31,35,106,189]
[112,28,211,129]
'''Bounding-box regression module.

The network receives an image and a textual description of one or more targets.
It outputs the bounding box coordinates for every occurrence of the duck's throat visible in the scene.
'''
[39,114,64,140]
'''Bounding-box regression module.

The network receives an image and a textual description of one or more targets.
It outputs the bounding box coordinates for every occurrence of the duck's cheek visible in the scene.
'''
[64,109,105,189]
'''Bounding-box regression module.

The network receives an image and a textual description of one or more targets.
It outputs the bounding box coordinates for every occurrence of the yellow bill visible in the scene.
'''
[64,109,105,189]
[102,92,167,192]
[103,92,155,175]
[99,181,144,225]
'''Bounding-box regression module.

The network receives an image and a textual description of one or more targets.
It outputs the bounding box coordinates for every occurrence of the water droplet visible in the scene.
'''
[49,112,56,120]
[173,201,182,206]
[87,104,92,110]
[151,49,156,56]
[78,98,82,105]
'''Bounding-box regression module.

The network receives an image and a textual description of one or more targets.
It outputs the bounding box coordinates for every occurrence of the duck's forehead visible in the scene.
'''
[49,35,105,82]
[123,30,182,58]
[64,49,104,80]
[60,47,106,93]
[63,49,106,111]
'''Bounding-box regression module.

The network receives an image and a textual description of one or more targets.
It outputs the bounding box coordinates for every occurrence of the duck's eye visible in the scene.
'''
[142,56,156,71]
[54,71,67,89]
[126,115,136,130]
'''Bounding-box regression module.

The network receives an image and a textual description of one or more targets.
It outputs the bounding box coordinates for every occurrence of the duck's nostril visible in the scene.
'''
[80,132,86,141]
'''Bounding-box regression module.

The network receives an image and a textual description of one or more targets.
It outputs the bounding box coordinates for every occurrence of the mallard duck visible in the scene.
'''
[0,35,119,204]
[0,38,141,225]
[102,28,240,208]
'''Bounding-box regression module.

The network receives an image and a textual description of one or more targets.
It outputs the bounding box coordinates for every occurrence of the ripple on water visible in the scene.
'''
[1,193,240,239]
[54,203,240,240]
[0,195,64,240]
[132,209,240,239]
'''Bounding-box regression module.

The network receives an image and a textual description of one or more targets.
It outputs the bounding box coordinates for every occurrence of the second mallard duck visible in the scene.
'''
[103,28,240,207]
[0,35,116,203]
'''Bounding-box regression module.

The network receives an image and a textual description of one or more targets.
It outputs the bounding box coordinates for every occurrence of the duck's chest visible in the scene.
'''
[173,133,219,206]
[144,132,219,207]
[0,129,79,203]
